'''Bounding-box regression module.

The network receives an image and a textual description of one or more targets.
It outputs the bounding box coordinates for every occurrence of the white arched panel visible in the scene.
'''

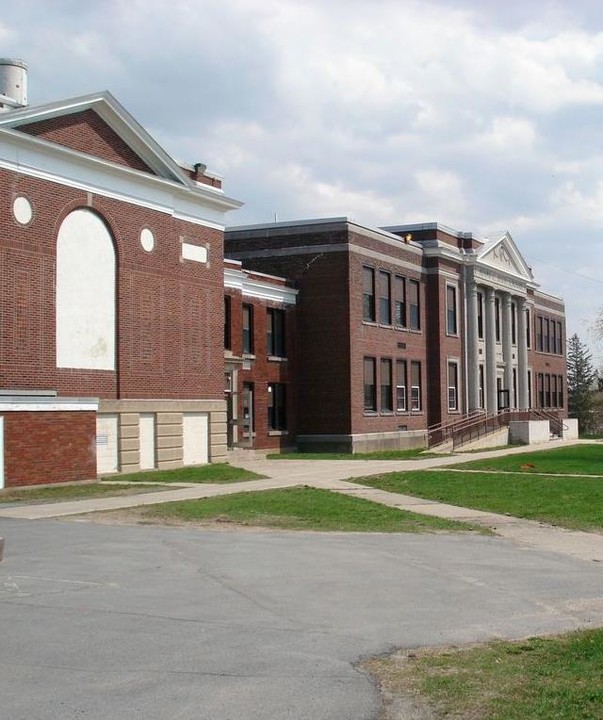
[56,209,116,370]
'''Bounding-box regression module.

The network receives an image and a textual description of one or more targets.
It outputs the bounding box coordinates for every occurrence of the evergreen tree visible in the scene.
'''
[567,334,598,434]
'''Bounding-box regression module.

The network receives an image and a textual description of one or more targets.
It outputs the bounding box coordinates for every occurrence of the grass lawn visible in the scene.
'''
[102,463,264,484]
[0,483,170,504]
[351,471,603,531]
[130,486,485,533]
[452,443,603,475]
[362,628,603,720]
[266,448,441,460]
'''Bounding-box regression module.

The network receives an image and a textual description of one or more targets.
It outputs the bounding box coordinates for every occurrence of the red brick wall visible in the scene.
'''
[348,250,428,435]
[0,167,225,402]
[225,288,296,449]
[19,110,155,174]
[3,411,96,487]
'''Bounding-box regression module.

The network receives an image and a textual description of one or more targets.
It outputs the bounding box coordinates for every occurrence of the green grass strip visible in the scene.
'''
[363,629,603,720]
[102,463,264,484]
[451,443,603,475]
[137,486,484,533]
[267,448,442,460]
[0,483,168,504]
[352,470,603,531]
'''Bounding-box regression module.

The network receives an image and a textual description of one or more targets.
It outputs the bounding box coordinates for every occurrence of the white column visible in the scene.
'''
[485,287,498,412]
[516,296,529,409]
[466,281,480,411]
[502,293,513,408]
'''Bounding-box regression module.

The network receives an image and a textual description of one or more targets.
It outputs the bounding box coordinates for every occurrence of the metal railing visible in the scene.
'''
[428,408,569,450]
[427,409,486,448]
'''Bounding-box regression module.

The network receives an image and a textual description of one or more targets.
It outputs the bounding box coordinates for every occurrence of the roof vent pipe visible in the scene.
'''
[0,59,28,112]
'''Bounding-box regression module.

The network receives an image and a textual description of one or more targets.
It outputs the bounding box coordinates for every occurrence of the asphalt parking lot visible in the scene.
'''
[1,518,602,719]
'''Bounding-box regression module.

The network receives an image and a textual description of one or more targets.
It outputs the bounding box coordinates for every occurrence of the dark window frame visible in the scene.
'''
[242,303,254,354]
[266,307,286,357]
[380,358,393,412]
[363,357,377,412]
[362,266,376,322]
[379,271,392,325]
[267,383,287,431]
[446,285,457,335]
[409,280,420,331]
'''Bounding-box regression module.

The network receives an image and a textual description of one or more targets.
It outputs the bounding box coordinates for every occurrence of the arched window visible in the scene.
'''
[56,209,116,370]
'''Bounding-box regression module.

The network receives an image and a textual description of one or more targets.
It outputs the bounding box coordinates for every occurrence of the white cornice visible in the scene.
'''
[0,127,242,229]
[224,267,298,305]
[0,397,99,412]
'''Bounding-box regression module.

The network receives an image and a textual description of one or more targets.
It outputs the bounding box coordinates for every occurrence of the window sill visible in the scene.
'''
[242,353,256,360]
[268,430,288,436]
[362,320,378,327]
[267,355,288,362]
[380,411,395,416]
[363,411,378,416]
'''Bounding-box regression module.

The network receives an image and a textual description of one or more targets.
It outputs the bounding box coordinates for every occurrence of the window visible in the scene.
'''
[363,267,376,322]
[545,374,551,407]
[242,304,254,354]
[477,292,484,339]
[551,319,556,356]
[409,280,420,330]
[380,358,393,412]
[557,321,563,354]
[526,308,531,348]
[379,271,391,325]
[446,285,457,335]
[410,361,421,411]
[557,375,563,407]
[513,368,517,408]
[536,316,543,352]
[267,383,287,431]
[479,365,485,408]
[394,275,406,327]
[544,319,550,353]
[448,361,459,411]
[396,359,407,411]
[511,302,516,345]
[224,296,232,350]
[528,370,532,408]
[266,308,285,357]
[537,373,544,408]
[363,357,377,411]
[495,297,501,342]
[551,374,557,408]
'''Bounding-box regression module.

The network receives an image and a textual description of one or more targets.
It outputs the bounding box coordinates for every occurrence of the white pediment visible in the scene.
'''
[477,232,533,282]
[0,91,191,186]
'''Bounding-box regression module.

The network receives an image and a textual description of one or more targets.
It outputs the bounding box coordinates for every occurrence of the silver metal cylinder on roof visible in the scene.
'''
[0,58,28,108]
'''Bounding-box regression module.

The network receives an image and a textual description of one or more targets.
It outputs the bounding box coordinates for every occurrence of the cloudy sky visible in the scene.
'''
[3,0,603,360]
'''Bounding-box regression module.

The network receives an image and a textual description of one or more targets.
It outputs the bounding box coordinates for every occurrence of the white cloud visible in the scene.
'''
[3,0,603,336]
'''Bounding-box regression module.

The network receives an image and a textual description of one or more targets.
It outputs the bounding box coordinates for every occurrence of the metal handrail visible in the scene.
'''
[427,409,486,447]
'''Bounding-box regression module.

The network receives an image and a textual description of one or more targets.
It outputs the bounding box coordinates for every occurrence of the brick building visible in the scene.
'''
[0,60,241,487]
[0,60,570,486]
[225,218,569,452]
[224,259,297,450]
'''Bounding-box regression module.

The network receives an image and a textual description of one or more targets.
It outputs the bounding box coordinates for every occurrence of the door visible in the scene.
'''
[139,413,156,470]
[183,412,209,465]
[96,414,118,474]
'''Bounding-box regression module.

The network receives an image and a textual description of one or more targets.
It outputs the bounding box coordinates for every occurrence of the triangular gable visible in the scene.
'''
[0,91,192,186]
[477,232,533,282]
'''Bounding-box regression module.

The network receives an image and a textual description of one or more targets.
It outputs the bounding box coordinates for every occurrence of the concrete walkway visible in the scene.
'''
[1,439,602,564]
